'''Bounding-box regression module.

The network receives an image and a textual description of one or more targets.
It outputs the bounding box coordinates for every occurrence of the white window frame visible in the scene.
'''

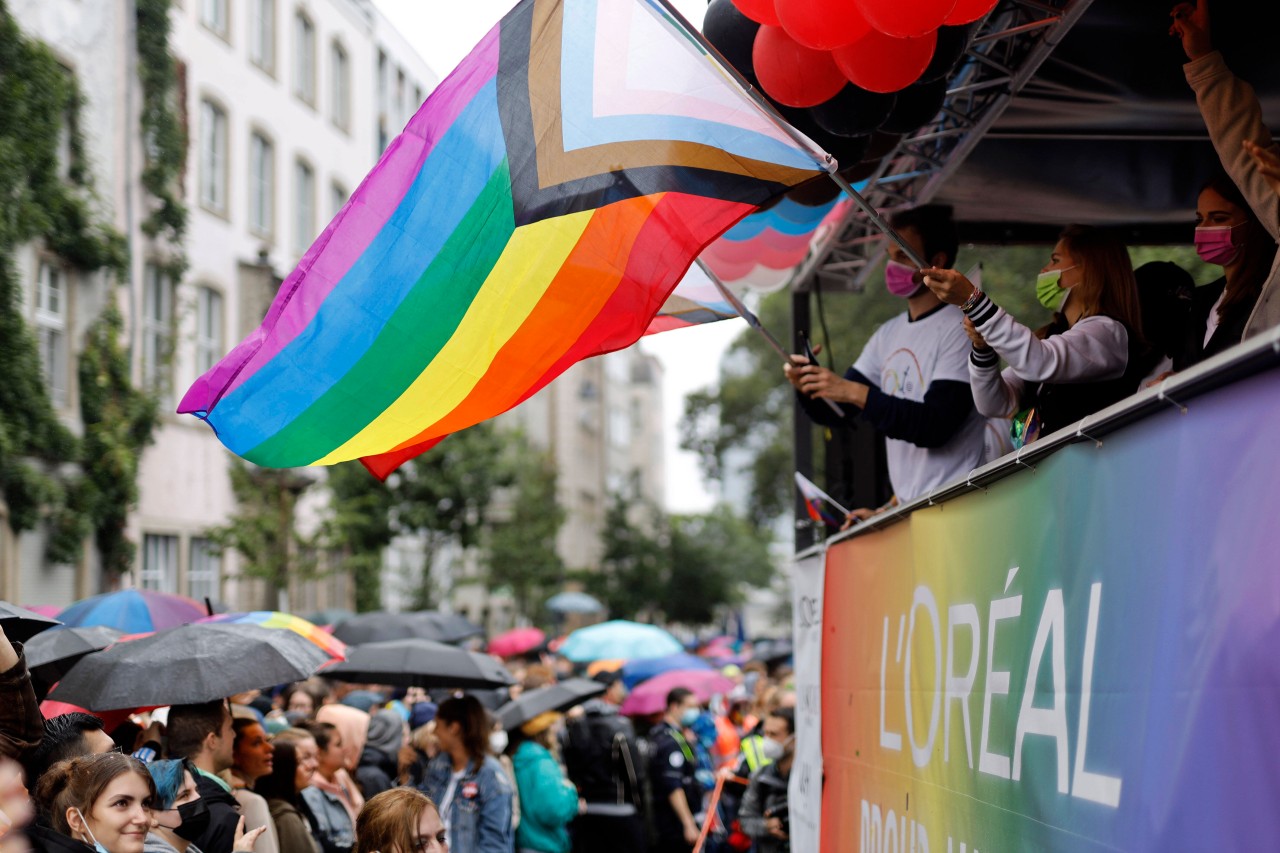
[248,0,276,74]
[248,130,275,237]
[330,39,350,132]
[140,533,179,592]
[34,262,70,408]
[293,9,316,106]
[195,285,224,377]
[330,180,348,221]
[188,537,221,604]
[199,98,229,215]
[200,0,229,40]
[294,157,315,257]
[142,263,174,400]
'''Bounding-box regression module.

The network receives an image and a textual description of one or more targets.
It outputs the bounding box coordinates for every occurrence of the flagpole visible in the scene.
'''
[650,0,930,270]
[695,259,845,417]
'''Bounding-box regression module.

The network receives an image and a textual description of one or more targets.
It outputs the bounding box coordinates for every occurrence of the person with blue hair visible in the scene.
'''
[144,759,264,853]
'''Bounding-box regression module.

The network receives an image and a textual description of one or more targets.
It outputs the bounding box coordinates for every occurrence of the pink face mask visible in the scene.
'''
[1195,224,1244,266]
[884,260,920,297]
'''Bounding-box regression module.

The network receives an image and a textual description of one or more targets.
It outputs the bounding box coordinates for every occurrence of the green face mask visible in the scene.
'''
[1035,265,1076,311]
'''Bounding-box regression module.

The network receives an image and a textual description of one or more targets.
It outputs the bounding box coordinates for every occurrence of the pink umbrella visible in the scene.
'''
[489,627,546,658]
[620,669,735,717]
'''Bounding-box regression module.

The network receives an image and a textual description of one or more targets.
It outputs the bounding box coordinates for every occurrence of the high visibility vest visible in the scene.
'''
[740,734,772,773]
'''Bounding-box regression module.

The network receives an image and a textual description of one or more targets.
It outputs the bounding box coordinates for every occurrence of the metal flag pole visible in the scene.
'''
[651,0,930,270]
[695,259,844,417]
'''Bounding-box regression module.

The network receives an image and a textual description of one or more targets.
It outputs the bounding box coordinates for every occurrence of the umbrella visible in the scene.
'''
[545,591,604,614]
[495,678,606,730]
[48,623,331,711]
[488,627,545,658]
[331,611,482,645]
[56,589,206,633]
[22,604,63,619]
[558,620,683,663]
[199,611,347,659]
[585,658,625,677]
[306,608,354,627]
[320,639,516,690]
[620,653,713,689]
[0,601,61,642]
[23,625,124,696]
[752,638,794,666]
[619,669,735,717]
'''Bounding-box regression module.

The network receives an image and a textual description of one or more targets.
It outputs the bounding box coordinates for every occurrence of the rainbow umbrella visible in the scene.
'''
[57,590,206,633]
[201,611,346,659]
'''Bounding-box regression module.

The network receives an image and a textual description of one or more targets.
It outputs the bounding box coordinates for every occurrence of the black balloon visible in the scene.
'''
[861,131,903,163]
[838,160,879,183]
[920,23,976,84]
[880,78,948,134]
[786,176,843,206]
[703,0,760,82]
[810,85,897,138]
[777,104,871,172]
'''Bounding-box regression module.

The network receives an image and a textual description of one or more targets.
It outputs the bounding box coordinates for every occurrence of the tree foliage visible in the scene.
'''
[484,441,566,623]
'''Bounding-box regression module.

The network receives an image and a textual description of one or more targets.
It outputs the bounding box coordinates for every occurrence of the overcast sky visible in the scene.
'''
[370,0,741,513]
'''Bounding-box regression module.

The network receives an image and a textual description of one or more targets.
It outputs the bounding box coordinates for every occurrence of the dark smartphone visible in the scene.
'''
[799,330,818,366]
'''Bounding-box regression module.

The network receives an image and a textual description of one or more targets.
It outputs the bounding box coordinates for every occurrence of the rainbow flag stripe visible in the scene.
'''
[179,0,825,471]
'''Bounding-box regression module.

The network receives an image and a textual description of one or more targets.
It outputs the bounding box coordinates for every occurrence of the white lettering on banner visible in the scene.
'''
[790,550,826,853]
[876,577,1122,807]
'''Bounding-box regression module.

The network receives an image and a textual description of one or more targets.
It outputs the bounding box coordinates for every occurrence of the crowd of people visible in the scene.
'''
[2,623,800,853]
[785,0,1280,521]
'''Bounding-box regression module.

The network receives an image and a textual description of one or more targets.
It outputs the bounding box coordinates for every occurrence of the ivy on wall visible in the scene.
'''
[135,0,188,282]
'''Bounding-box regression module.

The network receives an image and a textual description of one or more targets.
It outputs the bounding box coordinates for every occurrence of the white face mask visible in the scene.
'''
[489,730,509,755]
[762,735,794,762]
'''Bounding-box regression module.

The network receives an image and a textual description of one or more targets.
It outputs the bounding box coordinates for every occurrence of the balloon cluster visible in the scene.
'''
[705,0,992,173]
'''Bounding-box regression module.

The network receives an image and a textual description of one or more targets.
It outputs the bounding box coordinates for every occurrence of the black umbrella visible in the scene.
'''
[417,612,484,644]
[48,623,331,711]
[0,601,61,643]
[331,611,484,645]
[24,625,124,697]
[495,678,606,731]
[321,638,515,690]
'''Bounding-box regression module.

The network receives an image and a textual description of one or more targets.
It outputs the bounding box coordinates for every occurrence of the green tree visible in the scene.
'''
[325,461,395,612]
[589,494,669,622]
[484,439,565,623]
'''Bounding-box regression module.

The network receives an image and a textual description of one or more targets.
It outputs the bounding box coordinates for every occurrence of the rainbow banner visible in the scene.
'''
[819,365,1280,850]
[179,0,826,473]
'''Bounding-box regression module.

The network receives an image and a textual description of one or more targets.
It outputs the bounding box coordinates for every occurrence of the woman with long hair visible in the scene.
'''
[226,718,279,853]
[144,760,264,853]
[1177,171,1277,368]
[924,225,1148,445]
[31,753,155,853]
[297,722,354,853]
[353,789,446,853]
[421,697,513,853]
[254,730,320,853]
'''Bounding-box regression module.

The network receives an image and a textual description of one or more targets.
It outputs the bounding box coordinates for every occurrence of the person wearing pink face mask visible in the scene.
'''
[784,205,988,517]
[1175,172,1276,369]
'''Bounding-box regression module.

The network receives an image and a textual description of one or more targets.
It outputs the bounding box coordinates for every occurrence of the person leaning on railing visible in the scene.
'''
[922,226,1148,447]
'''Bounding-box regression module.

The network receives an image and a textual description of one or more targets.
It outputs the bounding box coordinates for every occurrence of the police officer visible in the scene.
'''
[647,687,705,852]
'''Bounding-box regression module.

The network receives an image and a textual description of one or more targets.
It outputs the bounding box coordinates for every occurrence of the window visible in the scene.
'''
[142,263,174,399]
[330,40,350,130]
[293,158,315,256]
[248,131,274,236]
[34,263,69,408]
[200,0,228,38]
[249,0,275,73]
[395,68,406,125]
[188,537,221,604]
[293,10,315,105]
[140,534,179,592]
[330,181,348,221]
[199,98,228,214]
[196,286,224,376]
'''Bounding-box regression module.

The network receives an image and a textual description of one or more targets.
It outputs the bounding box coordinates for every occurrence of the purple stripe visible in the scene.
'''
[179,25,502,416]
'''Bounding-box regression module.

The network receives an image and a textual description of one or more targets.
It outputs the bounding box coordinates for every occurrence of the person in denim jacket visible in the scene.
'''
[421,697,514,853]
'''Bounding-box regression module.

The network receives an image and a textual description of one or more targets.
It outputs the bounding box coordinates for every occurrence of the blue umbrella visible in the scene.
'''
[620,653,712,689]
[57,590,207,633]
[558,620,683,663]
[545,591,604,614]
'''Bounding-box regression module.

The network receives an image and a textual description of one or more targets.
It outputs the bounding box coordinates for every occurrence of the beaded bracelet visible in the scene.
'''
[960,287,983,313]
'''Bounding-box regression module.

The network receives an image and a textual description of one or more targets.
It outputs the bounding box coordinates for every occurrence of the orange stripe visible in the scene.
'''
[385,194,660,450]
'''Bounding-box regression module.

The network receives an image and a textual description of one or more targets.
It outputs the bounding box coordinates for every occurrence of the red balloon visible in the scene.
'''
[945,0,998,25]
[834,28,936,94]
[855,0,955,38]
[753,26,847,108]
[775,0,872,51]
[731,0,781,27]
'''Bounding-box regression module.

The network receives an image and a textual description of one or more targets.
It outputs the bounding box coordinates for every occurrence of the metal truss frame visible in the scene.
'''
[792,0,1096,293]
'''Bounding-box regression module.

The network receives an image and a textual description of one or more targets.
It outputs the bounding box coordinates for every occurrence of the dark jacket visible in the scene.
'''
[353,745,397,800]
[646,721,704,846]
[562,699,645,809]
[1029,315,1146,436]
[738,762,791,853]
[23,823,96,853]
[190,769,243,853]
[1175,277,1254,370]
[1,641,44,763]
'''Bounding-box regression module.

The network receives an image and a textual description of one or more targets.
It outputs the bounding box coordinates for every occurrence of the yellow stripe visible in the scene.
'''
[314,210,595,464]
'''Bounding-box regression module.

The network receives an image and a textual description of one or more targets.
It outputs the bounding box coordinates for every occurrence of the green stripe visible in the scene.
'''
[244,161,516,467]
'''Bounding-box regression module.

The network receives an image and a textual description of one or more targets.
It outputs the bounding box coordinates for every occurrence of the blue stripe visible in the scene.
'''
[207,81,509,454]
[559,0,822,173]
